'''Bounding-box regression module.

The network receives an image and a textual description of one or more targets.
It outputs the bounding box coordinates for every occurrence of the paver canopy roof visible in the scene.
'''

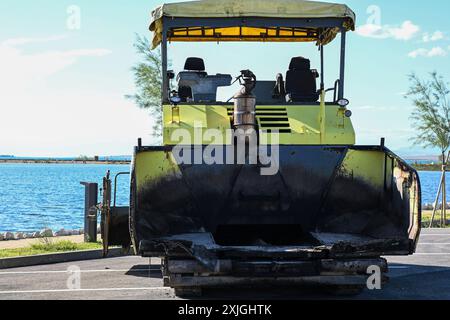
[150,0,356,49]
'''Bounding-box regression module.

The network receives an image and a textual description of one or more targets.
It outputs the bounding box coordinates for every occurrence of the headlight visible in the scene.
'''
[337,99,349,107]
[170,96,181,105]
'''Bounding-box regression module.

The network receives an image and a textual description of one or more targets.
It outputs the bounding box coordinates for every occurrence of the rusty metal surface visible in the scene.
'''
[320,258,388,274]
[101,172,132,253]
[139,231,408,274]
[108,207,131,247]
[101,171,112,257]
[167,275,381,289]
[166,258,387,276]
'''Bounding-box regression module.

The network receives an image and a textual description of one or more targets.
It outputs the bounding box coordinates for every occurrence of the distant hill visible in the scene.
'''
[393,147,440,162]
[403,155,440,162]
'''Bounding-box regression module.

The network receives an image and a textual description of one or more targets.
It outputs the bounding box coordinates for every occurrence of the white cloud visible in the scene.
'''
[1,35,68,47]
[353,105,406,111]
[428,47,447,57]
[0,92,154,157]
[0,36,153,157]
[61,49,112,58]
[356,20,420,41]
[390,21,421,41]
[408,46,447,58]
[408,48,428,58]
[354,105,377,110]
[422,31,445,43]
[0,36,112,93]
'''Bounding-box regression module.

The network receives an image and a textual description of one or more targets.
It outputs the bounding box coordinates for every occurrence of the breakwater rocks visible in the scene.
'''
[0,228,101,242]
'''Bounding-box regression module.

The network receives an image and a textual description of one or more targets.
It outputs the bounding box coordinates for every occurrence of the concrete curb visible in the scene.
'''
[0,248,129,269]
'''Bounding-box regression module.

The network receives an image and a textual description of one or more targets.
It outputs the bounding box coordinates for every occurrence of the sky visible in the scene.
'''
[0,0,449,157]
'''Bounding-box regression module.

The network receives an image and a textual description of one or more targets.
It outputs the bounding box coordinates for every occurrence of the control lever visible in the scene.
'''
[227,70,257,102]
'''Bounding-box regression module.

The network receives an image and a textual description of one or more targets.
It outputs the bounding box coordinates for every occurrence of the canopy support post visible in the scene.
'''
[320,44,325,91]
[162,22,169,103]
[338,29,346,100]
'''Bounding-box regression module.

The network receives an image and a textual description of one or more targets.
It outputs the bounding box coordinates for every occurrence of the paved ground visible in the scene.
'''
[0,228,450,300]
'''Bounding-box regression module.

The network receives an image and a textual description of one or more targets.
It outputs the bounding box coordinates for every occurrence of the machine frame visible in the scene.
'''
[101,0,422,297]
[158,16,348,103]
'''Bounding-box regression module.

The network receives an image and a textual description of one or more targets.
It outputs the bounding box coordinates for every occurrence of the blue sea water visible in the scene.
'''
[0,164,131,233]
[0,164,446,233]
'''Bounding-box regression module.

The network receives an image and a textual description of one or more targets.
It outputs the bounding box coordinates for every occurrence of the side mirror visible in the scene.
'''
[167,70,175,80]
[311,69,320,79]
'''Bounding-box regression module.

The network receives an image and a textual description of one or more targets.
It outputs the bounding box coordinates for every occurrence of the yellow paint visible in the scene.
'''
[340,150,386,188]
[162,104,355,146]
[134,150,181,189]
[319,91,326,144]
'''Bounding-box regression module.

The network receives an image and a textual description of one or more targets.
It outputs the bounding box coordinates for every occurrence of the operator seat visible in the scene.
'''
[184,57,207,76]
[177,57,232,102]
[285,57,320,103]
[178,57,206,102]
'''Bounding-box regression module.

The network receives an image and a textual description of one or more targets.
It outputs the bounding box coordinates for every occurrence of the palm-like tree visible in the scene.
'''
[126,34,163,138]
[406,72,450,227]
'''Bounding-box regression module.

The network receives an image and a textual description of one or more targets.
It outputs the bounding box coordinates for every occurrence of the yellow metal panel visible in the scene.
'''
[169,26,318,43]
[163,104,232,145]
[163,104,355,146]
[135,150,181,189]
[286,106,321,134]
[341,150,385,188]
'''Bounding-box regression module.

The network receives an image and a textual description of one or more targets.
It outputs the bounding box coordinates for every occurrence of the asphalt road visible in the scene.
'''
[0,228,449,300]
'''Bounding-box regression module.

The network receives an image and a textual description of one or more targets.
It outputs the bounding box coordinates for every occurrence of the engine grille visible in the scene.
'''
[227,107,291,133]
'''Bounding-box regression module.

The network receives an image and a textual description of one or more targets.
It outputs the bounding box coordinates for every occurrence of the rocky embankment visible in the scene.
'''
[0,228,100,242]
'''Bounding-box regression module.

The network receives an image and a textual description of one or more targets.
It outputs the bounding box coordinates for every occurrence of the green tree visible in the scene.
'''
[406,72,450,160]
[76,155,90,161]
[406,72,450,227]
[126,34,163,137]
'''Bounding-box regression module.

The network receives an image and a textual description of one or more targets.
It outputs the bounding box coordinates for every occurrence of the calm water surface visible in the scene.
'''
[0,164,445,232]
[0,164,130,233]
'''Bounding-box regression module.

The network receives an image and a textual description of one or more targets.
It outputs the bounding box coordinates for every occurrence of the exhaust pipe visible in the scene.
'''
[233,70,257,132]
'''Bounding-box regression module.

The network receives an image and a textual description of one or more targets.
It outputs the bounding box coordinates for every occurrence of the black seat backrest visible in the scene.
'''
[179,57,207,102]
[184,57,207,76]
[285,57,319,102]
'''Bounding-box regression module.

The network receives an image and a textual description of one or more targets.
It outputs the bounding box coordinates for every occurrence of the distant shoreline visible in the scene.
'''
[412,164,443,172]
[0,159,131,165]
[0,159,444,171]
